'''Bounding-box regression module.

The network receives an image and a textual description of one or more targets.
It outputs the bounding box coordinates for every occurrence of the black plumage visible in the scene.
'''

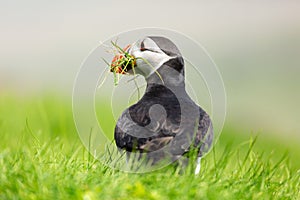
[114,36,213,170]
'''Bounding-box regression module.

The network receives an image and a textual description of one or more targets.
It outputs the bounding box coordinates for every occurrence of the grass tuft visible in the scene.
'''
[0,94,299,199]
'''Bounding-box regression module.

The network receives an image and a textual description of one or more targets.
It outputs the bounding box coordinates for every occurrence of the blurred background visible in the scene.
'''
[1,0,299,143]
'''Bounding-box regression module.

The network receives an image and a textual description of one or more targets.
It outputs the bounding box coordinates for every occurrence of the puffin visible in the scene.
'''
[112,36,213,174]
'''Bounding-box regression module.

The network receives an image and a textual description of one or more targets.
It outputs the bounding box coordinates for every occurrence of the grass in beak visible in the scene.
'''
[100,41,164,99]
[110,41,136,86]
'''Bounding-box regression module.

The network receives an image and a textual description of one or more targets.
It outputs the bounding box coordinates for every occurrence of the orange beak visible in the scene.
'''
[110,44,132,74]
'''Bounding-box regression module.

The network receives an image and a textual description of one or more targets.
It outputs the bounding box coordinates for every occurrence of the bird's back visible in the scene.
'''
[114,84,213,161]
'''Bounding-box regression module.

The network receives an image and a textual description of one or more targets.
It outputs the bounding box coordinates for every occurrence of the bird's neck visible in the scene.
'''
[145,69,186,97]
[146,73,185,89]
[147,57,185,83]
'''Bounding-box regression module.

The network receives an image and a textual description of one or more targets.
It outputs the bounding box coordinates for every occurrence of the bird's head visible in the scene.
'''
[110,36,184,82]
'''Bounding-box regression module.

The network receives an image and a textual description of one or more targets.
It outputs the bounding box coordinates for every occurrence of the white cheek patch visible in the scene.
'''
[129,38,174,78]
[134,51,172,78]
[142,37,163,53]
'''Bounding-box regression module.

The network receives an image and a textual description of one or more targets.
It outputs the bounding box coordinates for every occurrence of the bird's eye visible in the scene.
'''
[140,40,159,53]
[140,41,147,51]
[140,47,147,51]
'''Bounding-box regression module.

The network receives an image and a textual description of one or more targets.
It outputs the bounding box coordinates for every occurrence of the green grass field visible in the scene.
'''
[0,94,299,199]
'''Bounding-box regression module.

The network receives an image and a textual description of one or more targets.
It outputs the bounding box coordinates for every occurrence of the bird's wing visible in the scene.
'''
[195,110,214,157]
[114,102,179,152]
[115,101,213,158]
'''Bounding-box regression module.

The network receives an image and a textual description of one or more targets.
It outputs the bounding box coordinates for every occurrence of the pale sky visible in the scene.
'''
[0,0,299,140]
